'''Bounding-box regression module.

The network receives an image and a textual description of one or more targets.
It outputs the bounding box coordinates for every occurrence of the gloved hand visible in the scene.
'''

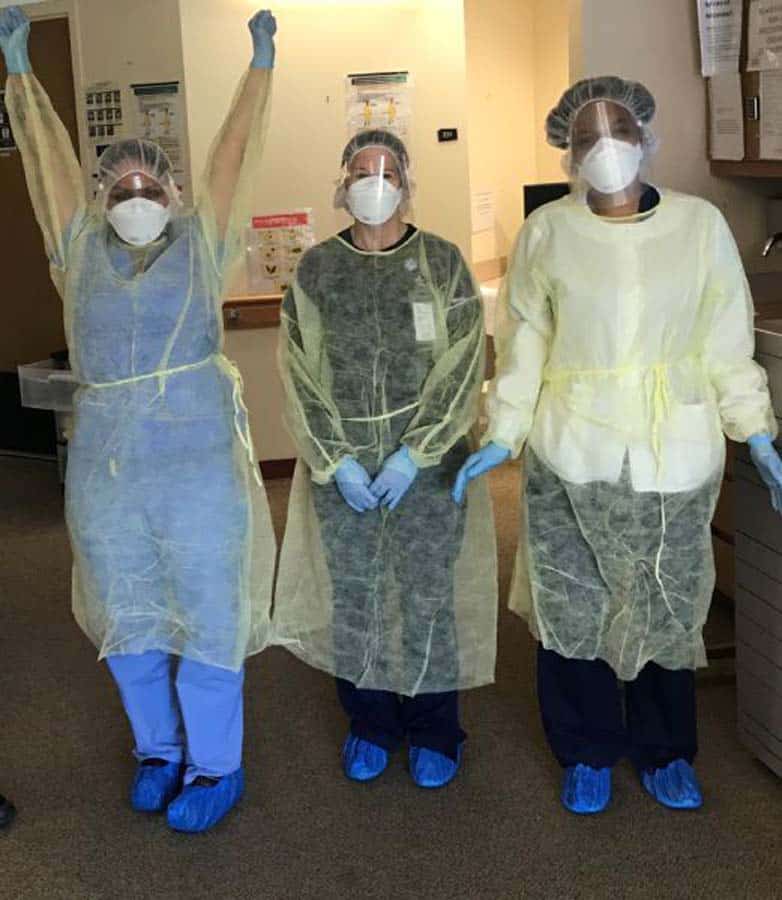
[452,441,511,505]
[249,9,277,69]
[370,446,418,511]
[334,457,379,513]
[0,6,31,75]
[748,433,782,514]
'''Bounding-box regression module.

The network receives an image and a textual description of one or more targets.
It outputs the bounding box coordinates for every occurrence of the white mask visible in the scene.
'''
[578,137,643,195]
[347,176,402,226]
[107,197,171,247]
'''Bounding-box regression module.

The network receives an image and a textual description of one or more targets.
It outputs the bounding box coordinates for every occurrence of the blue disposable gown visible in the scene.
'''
[6,70,276,671]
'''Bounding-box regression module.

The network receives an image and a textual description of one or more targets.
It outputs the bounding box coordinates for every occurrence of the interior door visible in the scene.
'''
[0,16,79,454]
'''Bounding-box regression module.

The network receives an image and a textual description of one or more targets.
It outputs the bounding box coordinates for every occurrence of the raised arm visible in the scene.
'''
[198,10,275,284]
[1,7,85,286]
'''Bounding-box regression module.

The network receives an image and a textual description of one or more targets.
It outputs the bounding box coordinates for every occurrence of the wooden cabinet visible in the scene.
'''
[708,1,782,177]
[222,294,282,330]
[710,71,782,177]
[713,441,736,600]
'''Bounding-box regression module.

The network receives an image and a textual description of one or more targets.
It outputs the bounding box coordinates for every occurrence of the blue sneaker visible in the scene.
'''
[561,764,612,815]
[130,759,183,813]
[166,768,245,833]
[342,735,389,782]
[409,746,462,789]
[642,759,703,810]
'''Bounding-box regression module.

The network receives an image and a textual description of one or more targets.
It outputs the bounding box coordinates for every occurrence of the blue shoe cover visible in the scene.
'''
[342,735,389,782]
[642,759,703,810]
[166,768,245,833]
[561,764,612,815]
[130,760,183,813]
[409,745,462,789]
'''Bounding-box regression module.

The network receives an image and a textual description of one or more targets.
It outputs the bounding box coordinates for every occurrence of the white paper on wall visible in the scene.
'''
[245,211,316,295]
[760,70,782,159]
[708,74,744,160]
[346,71,412,141]
[471,190,495,233]
[697,0,742,76]
[84,81,124,149]
[748,0,782,71]
[131,81,189,201]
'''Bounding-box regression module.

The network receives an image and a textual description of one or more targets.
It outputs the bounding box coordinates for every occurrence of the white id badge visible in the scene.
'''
[413,302,437,343]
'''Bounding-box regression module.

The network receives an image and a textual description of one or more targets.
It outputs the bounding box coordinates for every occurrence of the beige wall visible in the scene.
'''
[180,0,472,262]
[532,0,570,183]
[573,0,778,266]
[25,0,188,198]
[178,0,473,460]
[464,0,571,264]
[464,0,537,263]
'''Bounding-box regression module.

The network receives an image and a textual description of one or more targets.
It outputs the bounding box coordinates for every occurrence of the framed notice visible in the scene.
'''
[346,71,412,140]
[246,211,316,294]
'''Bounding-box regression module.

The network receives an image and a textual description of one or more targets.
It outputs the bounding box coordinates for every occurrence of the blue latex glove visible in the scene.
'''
[0,6,31,75]
[748,433,782,514]
[452,441,511,505]
[370,446,418,510]
[249,9,277,69]
[334,457,379,513]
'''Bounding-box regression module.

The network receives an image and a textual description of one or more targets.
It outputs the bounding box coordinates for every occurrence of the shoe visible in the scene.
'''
[0,794,16,829]
[130,759,183,813]
[167,768,245,833]
[642,759,703,810]
[561,764,612,815]
[341,735,389,782]
[409,745,462,789]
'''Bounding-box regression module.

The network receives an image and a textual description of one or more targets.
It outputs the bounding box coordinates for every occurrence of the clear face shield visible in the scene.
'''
[97,140,181,247]
[336,145,408,229]
[333,130,414,247]
[568,100,646,211]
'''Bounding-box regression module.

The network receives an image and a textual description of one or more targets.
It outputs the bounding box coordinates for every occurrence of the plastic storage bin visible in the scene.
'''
[17,359,78,413]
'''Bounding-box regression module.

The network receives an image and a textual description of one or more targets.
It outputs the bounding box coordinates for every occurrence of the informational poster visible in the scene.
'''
[346,71,412,140]
[131,81,188,196]
[760,70,782,159]
[84,81,124,148]
[246,211,316,295]
[748,0,782,71]
[697,0,742,76]
[0,90,16,153]
[471,190,496,233]
[708,74,745,160]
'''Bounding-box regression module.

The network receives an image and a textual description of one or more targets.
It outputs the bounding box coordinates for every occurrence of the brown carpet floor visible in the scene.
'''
[1,456,781,900]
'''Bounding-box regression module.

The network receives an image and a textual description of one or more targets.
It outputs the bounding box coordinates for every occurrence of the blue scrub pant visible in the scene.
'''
[537,645,697,773]
[107,651,244,785]
[337,678,466,761]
